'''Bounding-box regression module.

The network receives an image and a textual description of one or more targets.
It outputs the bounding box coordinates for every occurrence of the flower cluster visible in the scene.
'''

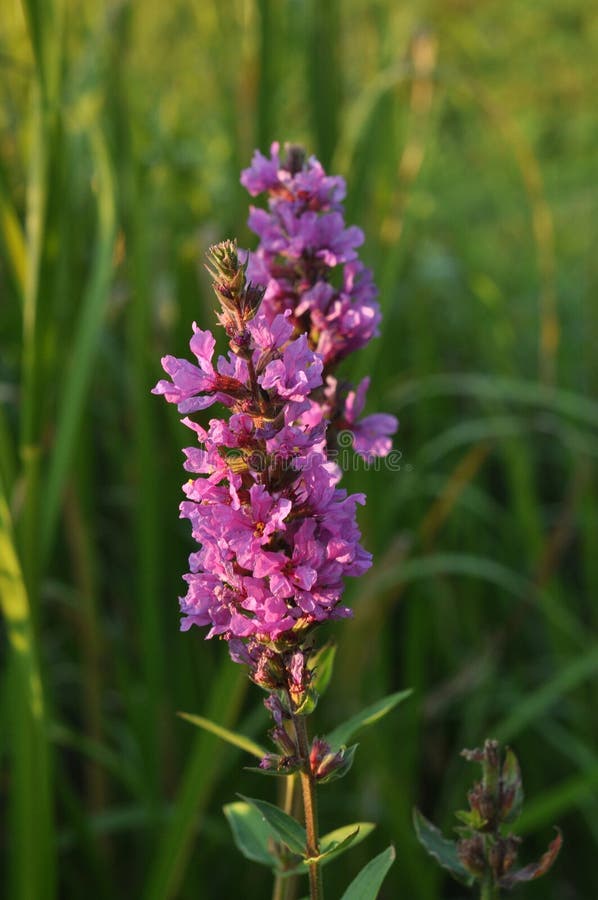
[153,241,371,641]
[241,142,398,461]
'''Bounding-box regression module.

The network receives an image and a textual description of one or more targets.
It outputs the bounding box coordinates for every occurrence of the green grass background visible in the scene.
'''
[1,0,597,897]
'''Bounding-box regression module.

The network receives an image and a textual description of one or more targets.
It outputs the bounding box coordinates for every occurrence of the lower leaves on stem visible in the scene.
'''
[205,640,409,899]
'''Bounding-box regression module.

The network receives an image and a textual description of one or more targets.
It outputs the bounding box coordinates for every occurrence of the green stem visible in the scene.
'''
[294,715,323,900]
[272,775,297,900]
[272,875,284,900]
[480,876,499,900]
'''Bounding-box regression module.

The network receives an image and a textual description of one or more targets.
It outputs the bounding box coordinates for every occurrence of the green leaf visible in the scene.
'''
[308,642,337,696]
[326,690,412,749]
[40,125,118,564]
[412,809,473,887]
[283,822,376,875]
[178,712,267,760]
[318,744,358,784]
[223,801,279,866]
[294,686,319,716]
[239,795,307,855]
[320,822,375,858]
[455,808,486,830]
[501,747,524,823]
[244,765,301,778]
[340,845,396,899]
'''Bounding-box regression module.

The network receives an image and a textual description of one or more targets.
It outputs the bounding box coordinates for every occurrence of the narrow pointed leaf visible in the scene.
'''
[326,690,412,749]
[239,795,307,855]
[412,808,474,886]
[178,712,267,760]
[40,126,117,563]
[501,746,524,823]
[244,765,302,778]
[309,642,337,696]
[340,844,396,899]
[282,823,376,876]
[320,822,375,857]
[223,801,279,866]
[498,829,563,887]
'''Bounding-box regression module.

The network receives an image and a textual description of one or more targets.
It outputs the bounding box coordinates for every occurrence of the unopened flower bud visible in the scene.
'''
[258,752,301,774]
[270,726,297,757]
[457,834,487,878]
[283,143,306,175]
[489,835,521,879]
[264,694,289,728]
[259,753,281,771]
[502,835,521,874]
[309,737,331,772]
[244,282,265,317]
[207,239,241,279]
[309,737,354,782]
[253,647,286,690]
[287,649,315,712]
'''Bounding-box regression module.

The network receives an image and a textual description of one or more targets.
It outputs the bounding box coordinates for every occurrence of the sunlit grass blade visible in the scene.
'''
[0,481,55,900]
[0,159,26,300]
[39,125,117,564]
[391,372,598,431]
[178,711,267,760]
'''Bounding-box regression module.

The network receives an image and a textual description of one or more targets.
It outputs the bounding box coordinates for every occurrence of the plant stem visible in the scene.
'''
[480,876,499,900]
[294,715,323,900]
[272,875,284,900]
[272,775,297,900]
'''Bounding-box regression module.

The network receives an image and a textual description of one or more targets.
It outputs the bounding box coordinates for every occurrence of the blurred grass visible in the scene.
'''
[1,0,597,897]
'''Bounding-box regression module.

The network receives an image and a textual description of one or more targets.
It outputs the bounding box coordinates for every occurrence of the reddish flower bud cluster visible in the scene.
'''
[455,740,562,890]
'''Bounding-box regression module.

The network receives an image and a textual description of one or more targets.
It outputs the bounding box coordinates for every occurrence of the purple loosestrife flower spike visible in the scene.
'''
[240,142,398,460]
[153,240,372,643]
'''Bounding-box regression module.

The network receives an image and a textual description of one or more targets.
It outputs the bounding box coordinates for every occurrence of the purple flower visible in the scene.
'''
[259,333,323,401]
[342,377,399,460]
[240,143,283,195]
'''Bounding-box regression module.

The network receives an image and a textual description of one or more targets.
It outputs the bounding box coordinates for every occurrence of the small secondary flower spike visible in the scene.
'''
[413,739,562,899]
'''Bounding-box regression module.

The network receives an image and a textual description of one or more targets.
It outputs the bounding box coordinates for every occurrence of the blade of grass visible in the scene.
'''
[494,644,598,742]
[40,124,117,564]
[306,0,340,167]
[18,80,46,603]
[391,373,598,432]
[256,0,278,150]
[0,159,26,300]
[144,661,247,900]
[0,479,55,900]
[517,763,598,834]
